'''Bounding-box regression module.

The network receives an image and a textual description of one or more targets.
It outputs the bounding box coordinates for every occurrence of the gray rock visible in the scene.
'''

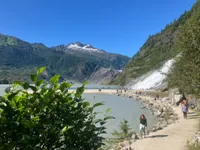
[162,97,170,102]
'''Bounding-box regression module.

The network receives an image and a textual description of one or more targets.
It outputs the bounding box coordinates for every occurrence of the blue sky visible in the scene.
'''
[0,0,196,57]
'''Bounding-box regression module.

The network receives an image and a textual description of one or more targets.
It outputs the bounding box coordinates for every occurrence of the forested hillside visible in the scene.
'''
[112,3,195,86]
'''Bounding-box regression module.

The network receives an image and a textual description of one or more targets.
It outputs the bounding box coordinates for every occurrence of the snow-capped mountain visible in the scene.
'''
[53,42,104,53]
[67,42,103,53]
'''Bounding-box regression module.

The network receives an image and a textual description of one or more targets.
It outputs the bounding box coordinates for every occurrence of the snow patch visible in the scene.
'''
[131,59,174,90]
[67,43,103,53]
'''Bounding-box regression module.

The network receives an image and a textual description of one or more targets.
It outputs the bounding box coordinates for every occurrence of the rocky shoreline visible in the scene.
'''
[113,92,179,149]
[116,92,179,133]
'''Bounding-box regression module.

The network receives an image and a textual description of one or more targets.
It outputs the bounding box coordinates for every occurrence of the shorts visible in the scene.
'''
[140,124,146,132]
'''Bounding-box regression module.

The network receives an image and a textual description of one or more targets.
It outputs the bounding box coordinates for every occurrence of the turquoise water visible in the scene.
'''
[0,84,157,137]
[82,94,156,137]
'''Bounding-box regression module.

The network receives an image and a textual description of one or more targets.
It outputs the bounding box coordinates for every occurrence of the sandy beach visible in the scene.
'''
[69,89,119,94]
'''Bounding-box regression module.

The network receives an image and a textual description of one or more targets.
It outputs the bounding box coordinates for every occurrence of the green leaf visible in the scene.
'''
[5,87,12,93]
[37,67,46,75]
[7,92,18,100]
[23,82,30,90]
[105,108,111,113]
[94,119,102,124]
[75,86,85,98]
[83,102,90,108]
[29,86,37,92]
[82,81,88,87]
[30,74,38,82]
[100,121,106,126]
[93,102,104,108]
[60,82,72,91]
[35,80,44,86]
[50,75,60,84]
[61,126,67,133]
[23,121,34,128]
[104,116,115,121]
[61,126,72,134]
[31,116,39,122]
[14,81,23,86]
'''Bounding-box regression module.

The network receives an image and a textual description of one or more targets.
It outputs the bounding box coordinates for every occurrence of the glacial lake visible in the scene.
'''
[0,84,157,137]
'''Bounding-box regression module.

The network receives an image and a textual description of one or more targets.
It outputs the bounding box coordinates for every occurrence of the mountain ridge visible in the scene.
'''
[0,34,130,83]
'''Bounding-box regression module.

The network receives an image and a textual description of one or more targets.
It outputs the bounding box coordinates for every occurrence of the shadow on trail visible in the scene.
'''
[187,112,195,115]
[148,135,168,138]
[187,116,200,120]
[187,113,200,120]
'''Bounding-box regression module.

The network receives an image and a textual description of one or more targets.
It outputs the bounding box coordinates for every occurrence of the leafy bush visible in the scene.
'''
[0,67,113,149]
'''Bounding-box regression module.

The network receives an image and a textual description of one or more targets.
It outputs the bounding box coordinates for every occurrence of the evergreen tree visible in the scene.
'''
[168,0,200,97]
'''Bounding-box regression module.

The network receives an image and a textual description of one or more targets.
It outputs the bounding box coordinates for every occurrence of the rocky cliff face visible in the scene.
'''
[89,68,120,84]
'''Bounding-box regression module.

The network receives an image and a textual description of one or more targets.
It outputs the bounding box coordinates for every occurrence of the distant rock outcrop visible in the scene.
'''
[89,68,120,84]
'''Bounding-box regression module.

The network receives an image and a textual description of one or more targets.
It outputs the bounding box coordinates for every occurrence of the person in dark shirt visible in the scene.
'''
[140,114,147,138]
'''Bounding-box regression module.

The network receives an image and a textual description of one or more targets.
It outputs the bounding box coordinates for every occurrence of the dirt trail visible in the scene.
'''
[129,106,199,150]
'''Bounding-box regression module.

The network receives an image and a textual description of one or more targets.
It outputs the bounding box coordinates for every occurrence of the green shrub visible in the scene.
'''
[103,120,135,149]
[0,67,113,149]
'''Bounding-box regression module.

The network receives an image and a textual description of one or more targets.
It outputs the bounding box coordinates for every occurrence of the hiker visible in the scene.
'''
[138,91,141,95]
[181,98,188,119]
[140,114,147,138]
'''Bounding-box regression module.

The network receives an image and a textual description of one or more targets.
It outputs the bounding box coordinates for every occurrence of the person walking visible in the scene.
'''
[181,99,188,119]
[140,114,147,138]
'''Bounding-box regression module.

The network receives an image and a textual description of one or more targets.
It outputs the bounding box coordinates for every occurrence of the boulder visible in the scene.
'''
[189,132,200,145]
[159,107,164,113]
[162,97,170,102]
[132,133,139,140]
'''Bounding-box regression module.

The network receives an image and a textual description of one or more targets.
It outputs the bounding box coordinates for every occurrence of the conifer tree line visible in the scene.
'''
[168,0,200,98]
